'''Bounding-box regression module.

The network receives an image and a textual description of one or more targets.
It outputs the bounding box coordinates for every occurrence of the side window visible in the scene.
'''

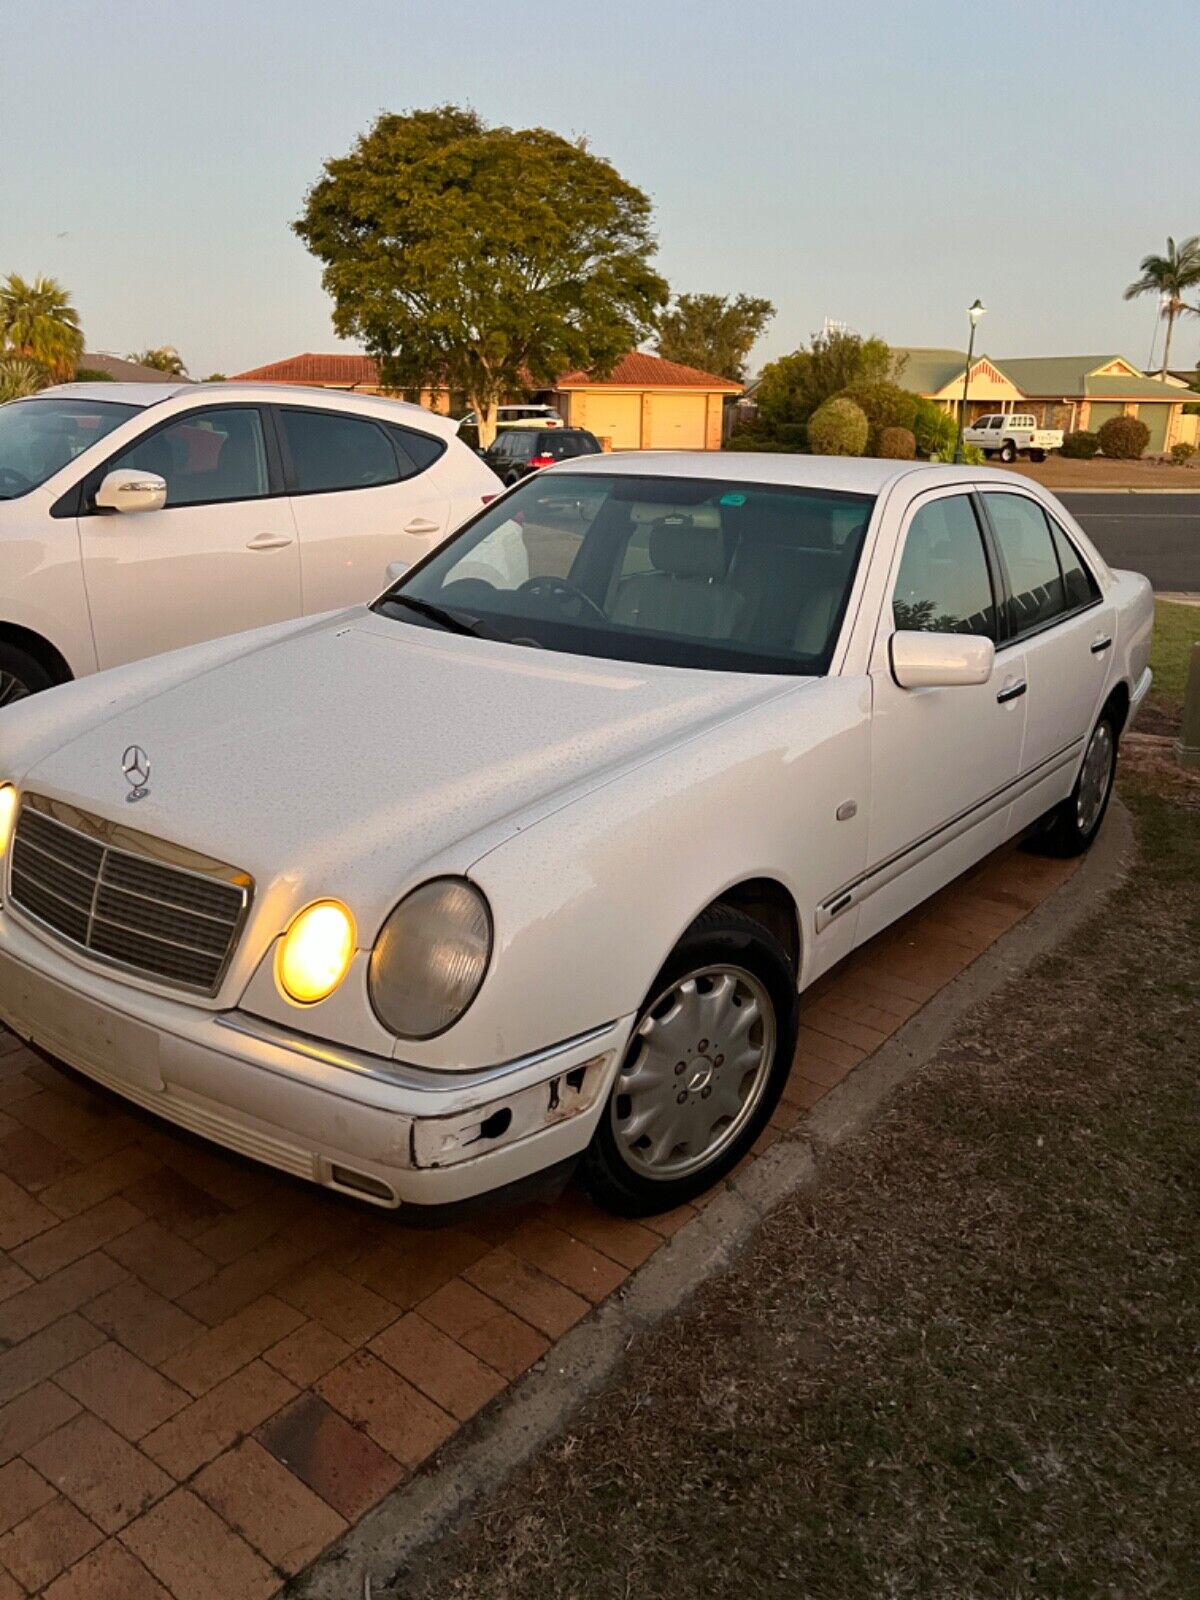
[892,495,997,639]
[982,494,1068,635]
[1048,520,1100,610]
[106,408,269,507]
[386,424,446,477]
[278,409,398,494]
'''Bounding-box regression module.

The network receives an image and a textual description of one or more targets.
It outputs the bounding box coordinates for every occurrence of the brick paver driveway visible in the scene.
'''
[0,845,1076,1598]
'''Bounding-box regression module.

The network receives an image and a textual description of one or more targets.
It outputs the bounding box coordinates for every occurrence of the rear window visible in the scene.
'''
[537,432,599,459]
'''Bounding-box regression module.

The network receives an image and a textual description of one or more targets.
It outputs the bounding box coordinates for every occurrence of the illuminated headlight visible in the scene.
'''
[0,785,15,858]
[277,901,356,1004]
[369,878,492,1040]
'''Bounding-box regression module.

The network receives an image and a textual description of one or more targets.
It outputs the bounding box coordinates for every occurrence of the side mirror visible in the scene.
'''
[95,468,167,514]
[385,560,408,586]
[890,630,994,689]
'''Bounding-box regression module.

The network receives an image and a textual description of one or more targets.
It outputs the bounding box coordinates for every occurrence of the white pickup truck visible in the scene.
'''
[964,413,1063,463]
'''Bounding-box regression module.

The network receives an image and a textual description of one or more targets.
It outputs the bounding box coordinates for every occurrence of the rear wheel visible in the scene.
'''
[1030,448,1046,463]
[1029,711,1117,857]
[0,643,55,708]
[999,440,1017,463]
[580,907,798,1215]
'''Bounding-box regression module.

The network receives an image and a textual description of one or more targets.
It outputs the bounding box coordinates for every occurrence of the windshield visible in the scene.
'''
[374,472,875,675]
[0,397,139,498]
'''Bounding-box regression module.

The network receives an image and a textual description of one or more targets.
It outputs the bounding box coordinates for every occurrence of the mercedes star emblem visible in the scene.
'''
[122,744,151,802]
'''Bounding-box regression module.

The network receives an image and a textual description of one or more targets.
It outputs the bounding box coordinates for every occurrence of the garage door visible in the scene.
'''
[646,393,707,450]
[1139,405,1169,454]
[1087,403,1122,436]
[585,392,642,450]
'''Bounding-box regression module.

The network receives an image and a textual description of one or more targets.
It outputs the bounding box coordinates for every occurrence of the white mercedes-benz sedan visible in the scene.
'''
[0,455,1153,1215]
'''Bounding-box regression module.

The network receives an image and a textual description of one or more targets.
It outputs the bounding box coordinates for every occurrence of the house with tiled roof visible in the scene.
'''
[893,348,1192,453]
[230,349,741,449]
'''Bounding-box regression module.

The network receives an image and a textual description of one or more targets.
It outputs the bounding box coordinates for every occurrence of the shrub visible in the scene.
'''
[1169,440,1196,463]
[1061,430,1100,459]
[755,331,893,432]
[0,356,51,403]
[73,366,114,382]
[878,426,916,459]
[723,432,797,453]
[807,396,868,457]
[1097,414,1150,460]
[960,441,986,466]
[911,396,957,459]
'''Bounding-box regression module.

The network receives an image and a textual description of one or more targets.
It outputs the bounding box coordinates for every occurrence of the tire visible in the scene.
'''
[999,440,1017,463]
[1030,448,1046,463]
[1028,711,1118,858]
[579,906,799,1216]
[0,643,56,708]
[504,471,522,488]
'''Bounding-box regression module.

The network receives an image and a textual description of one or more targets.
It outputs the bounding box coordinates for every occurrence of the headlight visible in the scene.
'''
[369,878,492,1039]
[0,785,16,859]
[277,900,356,1004]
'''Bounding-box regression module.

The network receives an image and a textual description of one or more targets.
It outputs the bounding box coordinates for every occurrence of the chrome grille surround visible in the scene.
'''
[6,794,253,997]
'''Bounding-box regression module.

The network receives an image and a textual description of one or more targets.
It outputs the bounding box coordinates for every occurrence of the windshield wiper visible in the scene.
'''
[382,593,489,638]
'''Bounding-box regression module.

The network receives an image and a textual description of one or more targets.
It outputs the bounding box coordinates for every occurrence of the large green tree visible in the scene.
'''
[755,329,893,432]
[1124,235,1200,374]
[128,345,188,376]
[295,106,669,447]
[0,273,83,381]
[655,292,775,382]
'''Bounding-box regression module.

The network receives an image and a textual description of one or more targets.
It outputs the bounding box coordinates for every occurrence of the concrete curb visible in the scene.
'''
[293,804,1136,1600]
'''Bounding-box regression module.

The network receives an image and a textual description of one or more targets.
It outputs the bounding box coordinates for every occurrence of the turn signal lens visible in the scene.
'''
[277,901,355,1005]
[0,786,16,858]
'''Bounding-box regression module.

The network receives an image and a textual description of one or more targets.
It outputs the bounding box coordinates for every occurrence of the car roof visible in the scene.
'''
[546,451,1046,496]
[36,381,460,438]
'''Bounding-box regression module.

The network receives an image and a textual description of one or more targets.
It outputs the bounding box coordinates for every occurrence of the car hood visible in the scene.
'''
[21,612,796,930]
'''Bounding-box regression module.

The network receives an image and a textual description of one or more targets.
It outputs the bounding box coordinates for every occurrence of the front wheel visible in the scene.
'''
[579,907,798,1215]
[0,643,56,708]
[999,440,1017,463]
[1029,712,1117,857]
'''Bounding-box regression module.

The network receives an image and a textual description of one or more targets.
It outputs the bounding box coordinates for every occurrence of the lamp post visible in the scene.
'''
[953,299,987,463]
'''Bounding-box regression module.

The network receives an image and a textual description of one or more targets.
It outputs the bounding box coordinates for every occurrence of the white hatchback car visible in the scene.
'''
[0,381,499,703]
[0,455,1152,1215]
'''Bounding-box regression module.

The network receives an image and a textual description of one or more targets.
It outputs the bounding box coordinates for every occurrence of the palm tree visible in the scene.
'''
[0,356,51,403]
[1124,236,1200,374]
[0,274,84,382]
[128,346,188,377]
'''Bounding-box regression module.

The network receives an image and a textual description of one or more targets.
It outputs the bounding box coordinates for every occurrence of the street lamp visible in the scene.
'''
[953,299,987,463]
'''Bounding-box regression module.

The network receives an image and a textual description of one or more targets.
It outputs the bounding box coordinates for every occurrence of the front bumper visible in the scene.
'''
[0,909,632,1207]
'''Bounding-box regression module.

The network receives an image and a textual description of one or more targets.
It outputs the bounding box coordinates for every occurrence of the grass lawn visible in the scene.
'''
[392,774,1200,1600]
[1149,599,1198,718]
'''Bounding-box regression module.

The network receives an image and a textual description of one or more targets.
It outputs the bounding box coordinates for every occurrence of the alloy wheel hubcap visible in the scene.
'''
[611,964,775,1181]
[0,671,30,709]
[1076,722,1113,834]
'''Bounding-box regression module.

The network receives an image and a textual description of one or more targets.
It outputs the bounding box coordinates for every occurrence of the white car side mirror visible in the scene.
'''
[95,469,167,514]
[890,630,994,689]
[385,560,409,586]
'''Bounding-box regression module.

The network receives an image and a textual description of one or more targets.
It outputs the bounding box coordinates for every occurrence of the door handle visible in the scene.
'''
[996,680,1027,704]
[245,533,293,550]
[403,518,443,536]
[1090,635,1113,655]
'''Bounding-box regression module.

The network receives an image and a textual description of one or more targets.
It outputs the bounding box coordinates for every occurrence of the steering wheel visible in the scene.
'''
[0,466,32,495]
[516,575,607,624]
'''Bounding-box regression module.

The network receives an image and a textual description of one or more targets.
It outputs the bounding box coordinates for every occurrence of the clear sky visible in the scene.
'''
[3,0,1197,379]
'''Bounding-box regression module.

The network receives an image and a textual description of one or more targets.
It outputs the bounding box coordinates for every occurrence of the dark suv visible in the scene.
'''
[484,427,603,485]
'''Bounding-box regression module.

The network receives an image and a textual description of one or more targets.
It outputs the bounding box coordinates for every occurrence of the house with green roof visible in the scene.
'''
[892,348,1194,453]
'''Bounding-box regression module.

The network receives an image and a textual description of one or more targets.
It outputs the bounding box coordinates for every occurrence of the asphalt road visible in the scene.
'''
[1061,493,1200,593]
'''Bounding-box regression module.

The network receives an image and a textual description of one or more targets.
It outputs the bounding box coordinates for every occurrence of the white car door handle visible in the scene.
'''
[403,518,443,536]
[245,533,294,550]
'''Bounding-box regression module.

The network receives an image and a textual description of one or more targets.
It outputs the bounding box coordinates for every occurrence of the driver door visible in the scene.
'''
[78,404,301,669]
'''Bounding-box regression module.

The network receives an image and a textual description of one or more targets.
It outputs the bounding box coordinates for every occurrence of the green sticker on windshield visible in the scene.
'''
[719,492,746,506]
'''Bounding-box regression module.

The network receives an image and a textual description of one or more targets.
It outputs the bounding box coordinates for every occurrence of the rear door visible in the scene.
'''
[275,406,451,609]
[78,403,301,669]
[978,489,1114,779]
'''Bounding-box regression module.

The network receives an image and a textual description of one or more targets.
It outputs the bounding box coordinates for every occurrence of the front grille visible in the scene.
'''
[8,801,251,995]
